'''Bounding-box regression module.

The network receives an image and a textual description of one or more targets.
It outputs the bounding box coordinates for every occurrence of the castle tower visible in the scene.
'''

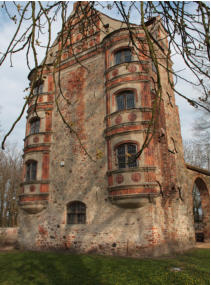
[18,3,209,256]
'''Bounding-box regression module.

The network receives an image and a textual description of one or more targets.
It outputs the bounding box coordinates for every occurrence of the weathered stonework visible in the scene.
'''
[18,2,209,257]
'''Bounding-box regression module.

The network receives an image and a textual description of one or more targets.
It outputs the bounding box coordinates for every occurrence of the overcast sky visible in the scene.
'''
[0,1,202,151]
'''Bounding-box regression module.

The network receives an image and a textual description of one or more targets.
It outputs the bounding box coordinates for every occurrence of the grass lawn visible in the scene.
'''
[0,248,209,285]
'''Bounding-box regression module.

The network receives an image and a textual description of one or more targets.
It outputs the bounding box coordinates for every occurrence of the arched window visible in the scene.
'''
[115,48,132,65]
[26,160,37,181]
[30,117,40,134]
[67,201,86,224]
[193,184,203,223]
[116,91,135,111]
[192,178,209,242]
[116,143,138,169]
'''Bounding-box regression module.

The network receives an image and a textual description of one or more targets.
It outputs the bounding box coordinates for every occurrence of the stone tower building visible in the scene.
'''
[18,2,209,257]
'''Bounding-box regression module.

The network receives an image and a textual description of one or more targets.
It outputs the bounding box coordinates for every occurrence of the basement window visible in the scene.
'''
[115,48,132,65]
[117,143,138,169]
[116,91,135,111]
[26,160,37,182]
[67,201,86,224]
[30,117,40,134]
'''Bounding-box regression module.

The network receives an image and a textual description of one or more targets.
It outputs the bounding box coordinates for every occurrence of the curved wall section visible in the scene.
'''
[104,31,159,207]
[20,73,53,214]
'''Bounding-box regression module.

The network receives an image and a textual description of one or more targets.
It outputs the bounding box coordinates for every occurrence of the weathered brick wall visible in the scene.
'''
[18,4,209,257]
[0,228,18,246]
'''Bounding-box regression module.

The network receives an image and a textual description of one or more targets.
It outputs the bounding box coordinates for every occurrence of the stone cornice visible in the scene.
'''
[108,182,158,192]
[21,180,50,186]
[104,61,149,74]
[105,121,151,133]
[107,166,156,176]
[24,132,52,141]
[105,108,152,119]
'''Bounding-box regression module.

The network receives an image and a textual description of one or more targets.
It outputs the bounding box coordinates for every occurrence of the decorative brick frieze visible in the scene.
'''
[106,74,150,89]
[115,114,122,124]
[19,193,49,202]
[112,69,118,77]
[128,112,137,121]
[105,60,150,74]
[109,186,159,196]
[24,132,52,141]
[105,121,151,133]
[33,136,39,143]
[24,144,50,154]
[109,192,159,199]
[27,103,53,114]
[105,79,150,92]
[105,129,152,139]
[104,124,151,138]
[105,107,152,119]
[107,166,156,175]
[30,185,36,192]
[108,182,158,191]
[131,172,141,182]
[116,174,124,184]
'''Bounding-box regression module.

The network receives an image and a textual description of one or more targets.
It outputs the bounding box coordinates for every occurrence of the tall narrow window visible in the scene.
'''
[115,49,132,65]
[116,91,135,111]
[193,184,203,223]
[116,143,137,169]
[33,81,44,95]
[30,117,40,134]
[26,160,37,181]
[67,201,86,224]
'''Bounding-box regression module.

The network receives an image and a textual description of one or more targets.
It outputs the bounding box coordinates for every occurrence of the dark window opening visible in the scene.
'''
[67,201,86,224]
[193,184,203,223]
[33,81,44,95]
[26,160,37,181]
[115,49,132,65]
[30,118,40,134]
[117,143,137,169]
[116,91,135,111]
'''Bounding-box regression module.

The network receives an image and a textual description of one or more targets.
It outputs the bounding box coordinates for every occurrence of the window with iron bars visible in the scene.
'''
[115,49,132,65]
[33,81,44,95]
[67,201,86,224]
[116,91,135,111]
[26,160,37,181]
[116,143,138,169]
[30,117,40,134]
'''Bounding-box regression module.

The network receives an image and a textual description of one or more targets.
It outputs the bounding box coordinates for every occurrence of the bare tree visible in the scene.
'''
[0,144,22,227]
[0,1,209,158]
[183,139,209,170]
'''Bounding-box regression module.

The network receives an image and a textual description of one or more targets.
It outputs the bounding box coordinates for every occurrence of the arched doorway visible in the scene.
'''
[192,178,210,242]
